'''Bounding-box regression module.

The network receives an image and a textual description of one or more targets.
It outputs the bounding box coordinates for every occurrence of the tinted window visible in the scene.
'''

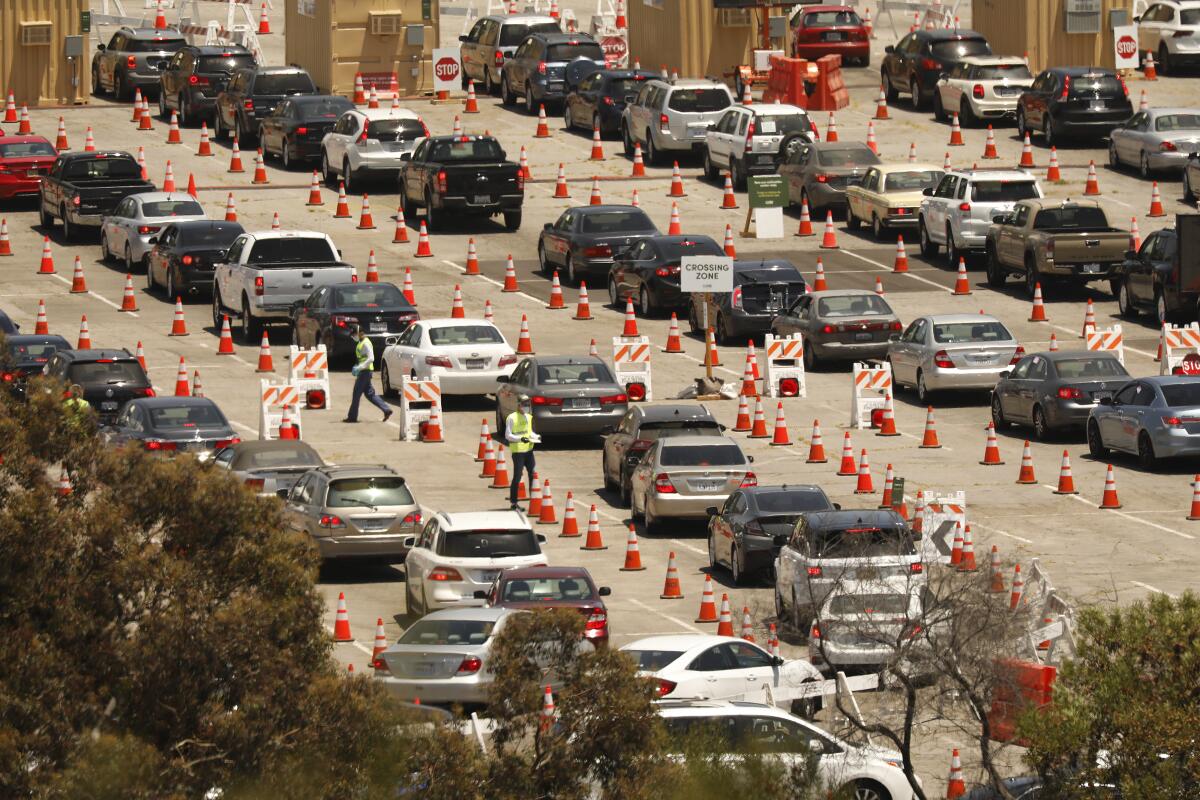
[141,200,204,217]
[811,526,916,558]
[62,157,142,180]
[639,419,722,439]
[399,618,495,645]
[535,362,614,384]
[752,114,811,136]
[973,63,1032,80]
[1053,357,1128,380]
[1032,205,1109,229]
[754,490,832,514]
[624,649,683,671]
[326,476,413,508]
[546,42,604,61]
[427,325,504,345]
[230,446,323,470]
[176,224,244,247]
[367,118,427,141]
[334,284,409,307]
[1155,113,1200,132]
[247,238,337,264]
[659,444,746,466]
[605,77,651,97]
[253,72,316,94]
[658,238,723,261]
[827,593,912,615]
[500,22,560,46]
[1160,382,1200,406]
[931,321,1012,343]
[580,209,656,233]
[68,360,145,384]
[146,403,227,429]
[1183,8,1200,23]
[803,10,861,25]
[970,180,1039,203]
[817,294,892,317]
[0,141,57,158]
[439,530,540,558]
[667,88,731,113]
[7,340,65,360]
[127,37,186,52]
[884,169,941,191]
[428,138,504,162]
[500,576,595,602]
[815,146,878,166]
[1066,74,1123,97]
[735,267,805,285]
[197,54,255,73]
[292,96,355,117]
[929,38,992,59]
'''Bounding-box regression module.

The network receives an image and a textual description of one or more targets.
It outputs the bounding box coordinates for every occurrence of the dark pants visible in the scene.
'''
[347,369,389,420]
[510,449,536,505]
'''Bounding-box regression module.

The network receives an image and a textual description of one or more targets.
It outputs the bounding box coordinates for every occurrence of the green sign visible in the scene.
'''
[890,478,906,512]
[748,175,786,209]
[422,0,432,19]
[80,10,91,32]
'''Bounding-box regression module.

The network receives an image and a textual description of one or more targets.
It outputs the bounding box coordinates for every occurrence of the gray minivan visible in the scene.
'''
[459,14,560,95]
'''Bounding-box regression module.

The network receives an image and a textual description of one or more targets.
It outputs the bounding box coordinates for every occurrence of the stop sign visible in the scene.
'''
[435,57,460,82]
[1180,352,1200,375]
[1116,34,1137,59]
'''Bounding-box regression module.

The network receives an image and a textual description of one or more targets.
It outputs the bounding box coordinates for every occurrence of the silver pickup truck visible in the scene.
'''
[211,231,355,342]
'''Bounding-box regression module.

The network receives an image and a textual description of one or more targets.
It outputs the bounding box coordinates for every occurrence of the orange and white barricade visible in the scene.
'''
[259,379,302,440]
[920,490,967,564]
[1160,322,1200,374]
[1085,323,1124,366]
[1023,558,1077,663]
[287,344,331,408]
[612,336,652,401]
[763,333,806,398]
[398,376,441,441]
[850,361,892,429]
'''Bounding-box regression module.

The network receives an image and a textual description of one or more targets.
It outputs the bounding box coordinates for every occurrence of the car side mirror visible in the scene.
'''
[403,535,416,548]
[992,215,1008,224]
[833,502,841,510]
[888,333,900,342]
[598,586,612,596]
[718,423,727,431]
[544,222,553,231]
[496,375,510,384]
[536,533,547,543]
[771,655,785,667]
[498,149,507,161]
[459,35,470,42]
[473,590,488,599]
[922,187,933,196]
[706,121,717,130]
[276,488,289,498]
[399,152,411,161]
[884,45,895,54]
[147,236,158,244]
[747,455,754,463]
[705,506,719,516]
[216,249,228,261]
[624,94,636,104]
[1098,396,1113,406]
[773,534,788,547]
[1133,14,1141,22]
[97,44,106,50]
[999,370,1011,378]
[1125,249,1137,260]
[290,300,305,312]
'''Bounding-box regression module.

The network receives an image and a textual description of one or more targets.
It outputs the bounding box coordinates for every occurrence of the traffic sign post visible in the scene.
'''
[1113,25,1139,71]
[432,48,461,100]
[744,175,787,239]
[681,257,734,383]
[1180,353,1200,376]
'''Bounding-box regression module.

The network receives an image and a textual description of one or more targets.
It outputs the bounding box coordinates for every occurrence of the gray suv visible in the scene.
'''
[91,26,186,100]
[500,32,605,113]
[459,14,560,95]
[621,78,734,165]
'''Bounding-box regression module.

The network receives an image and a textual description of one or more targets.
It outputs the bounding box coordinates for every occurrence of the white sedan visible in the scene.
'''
[100,192,207,273]
[380,318,517,396]
[621,634,825,717]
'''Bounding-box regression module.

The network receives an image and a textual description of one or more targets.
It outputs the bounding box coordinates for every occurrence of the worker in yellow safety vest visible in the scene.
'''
[504,394,539,510]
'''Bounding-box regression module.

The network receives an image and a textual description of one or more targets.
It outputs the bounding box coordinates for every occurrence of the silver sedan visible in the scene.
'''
[630,435,754,533]
[1087,376,1200,469]
[770,289,902,370]
[887,313,1022,404]
[1109,108,1200,177]
[991,350,1130,440]
[99,191,207,272]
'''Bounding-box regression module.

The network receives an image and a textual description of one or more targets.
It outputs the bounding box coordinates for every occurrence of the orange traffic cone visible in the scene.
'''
[1049,332,1059,352]
[54,117,69,151]
[732,394,751,432]
[716,594,734,635]
[740,607,755,642]
[662,312,683,352]
[539,479,558,523]
[217,316,235,355]
[1187,476,1200,521]
[173,356,190,397]
[333,592,352,641]
[586,176,603,206]
[695,575,718,622]
[911,491,925,535]
[482,299,493,323]
[402,267,417,305]
[982,125,998,159]
[723,224,736,257]
[1131,216,1141,253]
[18,105,31,134]
[331,181,351,218]
[450,284,465,318]
[190,369,205,398]
[812,257,828,290]
[837,431,856,475]
[667,201,681,235]
[356,194,375,229]
[589,126,605,160]
[257,1,271,33]
[943,151,953,170]
[134,341,146,371]
[631,142,646,176]
[1016,440,1037,484]
[228,138,244,172]
[875,276,885,296]
[76,315,92,349]
[948,113,964,146]
[167,111,183,144]
[518,145,531,180]
[819,211,838,249]
[795,197,814,237]
[68,256,87,294]
[1009,564,1025,609]
[34,299,48,333]
[1018,132,1035,168]
[1099,464,1121,509]
[251,149,268,184]
[475,418,492,462]
[1081,298,1096,337]
[866,119,878,154]
[990,545,1005,592]
[854,449,874,493]
[362,250,378,283]
[825,111,839,142]
[1052,449,1078,494]
[0,218,10,256]
[2,92,14,124]
[947,749,966,798]
[1144,50,1158,80]
[880,463,896,508]
[256,331,274,372]
[464,79,479,113]
[668,162,686,197]
[720,173,738,209]
[620,524,645,570]
[479,437,496,477]
[952,258,971,295]
[502,254,519,292]
[622,296,639,336]
[920,406,941,448]
[560,491,580,537]
[391,206,409,243]
[1148,181,1165,217]
[371,617,388,667]
[186,172,198,198]
[197,122,213,156]
[704,327,721,367]
[1028,282,1048,321]
[516,314,535,354]
[1046,146,1062,181]
[222,192,238,222]
[980,422,1004,465]
[581,505,606,549]
[656,552,684,599]
[570,281,593,320]
[553,163,570,198]
[118,274,138,312]
[535,104,551,137]
[489,445,511,488]
[138,98,154,131]
[740,355,758,398]
[1084,160,1101,195]
[131,90,143,122]
[894,236,909,272]
[414,221,433,257]
[877,392,899,436]
[907,141,917,163]
[748,396,769,438]
[806,420,827,463]
[38,236,55,274]
[874,84,889,119]
[770,402,791,446]
[422,400,445,443]
[352,73,366,104]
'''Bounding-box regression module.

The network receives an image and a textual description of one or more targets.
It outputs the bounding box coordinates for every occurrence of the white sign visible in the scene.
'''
[1114,25,1139,70]
[432,48,461,93]
[680,256,734,293]
[754,207,785,239]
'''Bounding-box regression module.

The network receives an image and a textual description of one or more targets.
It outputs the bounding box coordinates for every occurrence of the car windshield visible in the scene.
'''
[811,526,916,558]
[973,64,1031,80]
[147,403,227,429]
[547,43,604,61]
[932,321,1011,343]
[659,444,745,467]
[292,97,354,118]
[970,180,1039,202]
[62,157,142,180]
[536,362,614,384]
[658,238,723,260]
[68,360,144,384]
[231,446,323,470]
[623,649,683,671]
[7,340,64,360]
[930,38,992,59]
[667,88,731,113]
[334,285,409,308]
[367,118,427,141]
[428,138,504,162]
[0,141,56,157]
[500,576,595,602]
[606,77,651,97]
[428,325,504,345]
[884,170,941,191]
[736,267,804,285]
[254,72,316,94]
[803,10,861,26]
[753,114,811,136]
[1032,205,1109,229]
[754,490,832,513]
[127,37,186,52]
[816,146,878,166]
[1160,382,1200,406]
[247,238,337,264]
[197,54,254,73]
[500,22,561,47]
[1068,74,1123,97]
[1053,357,1128,380]
[1155,113,1200,132]
[140,200,204,217]
[398,618,495,646]
[326,476,413,508]
[581,209,656,233]
[827,593,913,615]
[438,530,541,558]
[817,294,892,317]
[176,224,242,247]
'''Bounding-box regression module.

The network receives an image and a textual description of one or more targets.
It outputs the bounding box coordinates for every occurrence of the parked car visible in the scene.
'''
[991,350,1130,440]
[780,141,880,216]
[0,134,58,201]
[703,103,815,188]
[210,439,326,496]
[99,192,207,274]
[158,45,256,126]
[402,510,547,615]
[621,78,735,165]
[1113,217,1200,325]
[0,309,17,335]
[500,32,605,113]
[1088,376,1200,468]
[686,258,808,345]
[607,234,724,314]
[476,565,612,647]
[1109,108,1200,177]
[770,289,902,371]
[881,29,993,110]
[321,107,427,192]
[92,26,186,100]
[888,313,1023,403]
[42,348,155,424]
[538,204,660,284]
[1185,154,1200,203]
[601,404,724,505]
[2,334,71,398]
[495,354,629,436]
[459,14,560,95]
[291,282,419,366]
[984,198,1130,298]
[258,95,356,170]
[282,464,422,562]
[1135,0,1200,74]
[630,435,755,533]
[918,168,1043,266]
[214,66,318,145]
[38,151,157,241]
[790,5,870,66]
[809,579,924,671]
[844,163,942,239]
[101,396,238,456]
[380,318,516,397]
[399,134,524,231]
[933,56,1033,126]
[564,69,657,138]
[145,219,245,300]
[707,484,835,585]
[1016,67,1134,147]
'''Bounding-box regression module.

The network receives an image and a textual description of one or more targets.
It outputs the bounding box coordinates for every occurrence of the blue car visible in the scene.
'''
[1087,375,1200,468]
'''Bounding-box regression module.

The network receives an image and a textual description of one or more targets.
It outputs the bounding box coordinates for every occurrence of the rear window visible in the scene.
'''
[127,37,186,52]
[247,238,337,264]
[198,54,255,73]
[62,157,142,181]
[0,141,56,158]
[802,10,861,26]
[546,42,604,61]
[147,403,227,429]
[580,209,656,233]
[7,340,64,361]
[1183,8,1200,24]
[231,446,323,470]
[667,88,731,113]
[659,238,723,261]
[427,325,504,346]
[931,321,1011,343]
[753,114,812,136]
[334,284,409,308]
[399,618,495,646]
[326,476,413,508]
[827,593,913,615]
[1160,382,1200,406]
[1067,74,1123,97]
[1032,205,1109,230]
[929,38,992,60]
[639,420,722,439]
[736,267,805,285]
[817,294,892,317]
[500,22,561,46]
[659,443,745,467]
[500,576,595,602]
[970,180,1039,203]
[68,360,145,384]
[1155,113,1200,132]
[623,649,683,671]
[1053,357,1128,380]
[428,138,505,162]
[972,64,1031,80]
[438,530,540,558]
[754,490,832,514]
[535,362,614,384]
[252,72,316,95]
[141,200,204,217]
[367,118,427,142]
[606,77,650,98]
[816,146,878,167]
[176,224,243,247]
[884,170,941,191]
[811,526,916,558]
[292,97,355,118]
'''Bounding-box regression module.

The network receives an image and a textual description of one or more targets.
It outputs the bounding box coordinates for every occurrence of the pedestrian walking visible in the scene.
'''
[343,325,392,423]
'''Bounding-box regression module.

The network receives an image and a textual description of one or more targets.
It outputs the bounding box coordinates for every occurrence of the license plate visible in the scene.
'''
[464,358,487,369]
[855,332,873,342]
[101,401,118,411]
[856,567,878,580]
[479,570,500,583]
[369,322,387,333]
[413,661,435,676]
[473,194,492,204]
[1092,391,1112,401]
[26,170,39,177]
[824,31,846,41]
[693,479,725,491]
[568,397,596,409]
[1081,263,1102,274]
[1089,100,1105,111]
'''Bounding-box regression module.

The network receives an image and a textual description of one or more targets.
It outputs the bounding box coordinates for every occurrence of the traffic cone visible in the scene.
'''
[741,81,752,105]
[668,202,681,235]
[1049,332,1059,352]
[464,79,479,113]
[590,126,605,160]
[1131,216,1141,253]
[664,313,683,352]
[527,474,542,517]
[732,394,751,432]
[138,98,154,130]
[668,161,686,197]
[1046,146,1061,181]
[0,219,10,256]
[581,505,606,550]
[83,127,96,152]
[695,575,718,622]
[540,685,555,732]
[806,420,828,462]
[173,356,190,397]
[947,749,966,798]
[76,315,92,349]
[747,340,760,379]
[866,119,878,154]
[819,211,838,249]
[880,463,895,508]
[560,491,580,537]
[217,316,235,354]
[948,113,964,145]
[980,422,1004,465]
[402,267,416,304]
[748,396,769,438]
[118,274,138,312]
[949,522,964,566]
[38,236,55,274]
[18,105,31,134]
[952,258,971,295]
[251,149,269,184]
[356,194,375,229]
[333,592,352,641]
[368,86,380,110]
[874,84,889,119]
[161,160,176,193]
[631,142,645,176]
[620,525,645,570]
[622,296,639,336]
[1138,88,1149,112]
[1188,476,1200,521]
[1099,464,1121,509]
[68,256,87,294]
[256,331,274,372]
[449,283,465,318]
[911,491,925,535]
[186,172,198,198]
[720,173,738,209]
[770,402,792,446]
[353,73,366,104]
[908,141,917,163]
[1081,298,1096,337]
[1018,132,1034,168]
[134,341,146,371]
[371,618,388,667]
[422,400,445,443]
[716,594,734,635]
[191,370,204,398]
[483,299,494,324]
[516,314,535,354]
[740,607,755,642]
[571,281,593,320]
[474,419,492,461]
[392,206,409,242]
[894,236,909,272]
[723,224,736,257]
[489,445,511,488]
[1029,283,1048,321]
[982,125,998,159]
[914,405,940,448]
[825,111,839,142]
[414,221,433,257]
[333,181,350,217]
[1148,181,1165,217]
[1053,450,1078,494]
[519,145,531,180]
[535,104,550,137]
[854,449,875,493]
[1009,564,1024,610]
[54,118,68,151]
[554,163,570,198]
[795,197,814,236]
[169,297,189,336]
[990,546,1005,592]
[875,276,885,296]
[2,91,14,124]
[479,437,496,477]
[943,151,953,170]
[837,431,857,475]
[1144,50,1158,80]
[1015,439,1037,484]
[34,300,48,333]
[132,90,143,122]
[153,0,167,28]
[582,176,601,205]
[812,258,827,290]
[197,122,213,156]
[877,392,899,436]
[502,254,519,292]
[704,327,721,367]
[166,111,183,144]
[228,139,244,172]
[1084,160,1101,195]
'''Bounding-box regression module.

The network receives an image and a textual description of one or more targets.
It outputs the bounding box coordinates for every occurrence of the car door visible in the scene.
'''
[1022,71,1050,129]
[884,33,913,87]
[627,83,652,140]
[574,72,602,123]
[261,99,289,153]
[104,197,133,255]
[326,111,354,167]
[1127,231,1161,304]
[1138,3,1168,52]
[629,441,660,511]
[781,144,810,203]
[714,109,741,167]
[506,37,531,93]
[939,62,966,111]
[152,225,177,286]
[725,641,782,704]
[461,18,488,81]
[1115,112,1147,162]
[772,294,807,337]
[996,202,1030,265]
[546,209,574,265]
[283,472,317,535]
[998,354,1034,419]
[682,644,745,700]
[1120,381,1157,452]
[618,239,653,298]
[404,520,439,602]
[891,317,927,385]
[717,492,746,565]
[603,408,638,483]
[495,356,528,419]
[1100,382,1140,449]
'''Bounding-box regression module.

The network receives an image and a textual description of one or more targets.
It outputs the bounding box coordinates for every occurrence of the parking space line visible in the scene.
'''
[670,539,708,557]
[442,259,544,305]
[839,247,954,293]
[968,521,1034,545]
[50,273,135,315]
[1129,580,1177,597]
[1041,486,1196,539]
[628,597,704,634]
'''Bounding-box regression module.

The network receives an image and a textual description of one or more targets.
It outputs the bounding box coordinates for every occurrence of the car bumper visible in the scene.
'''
[1043,397,1101,429]
[878,212,920,228]
[969,97,1021,118]
[957,220,992,250]
[532,405,626,435]
[374,673,490,705]
[436,194,523,214]
[66,212,105,228]
[646,492,727,521]
[1147,150,1191,171]
[810,339,891,362]
[0,177,43,200]
[1054,117,1125,138]
[807,183,848,209]
[429,367,514,395]
[127,72,165,89]
[793,42,869,60]
[647,277,685,306]
[182,91,220,113]
[178,268,216,295]
[725,311,777,338]
[1041,260,1122,280]
[286,139,326,160]
[1149,427,1200,459]
[810,641,896,668]
[532,80,569,102]
[741,536,780,574]
[312,534,410,561]
[352,152,410,172]
[924,365,1007,392]
[424,581,491,611]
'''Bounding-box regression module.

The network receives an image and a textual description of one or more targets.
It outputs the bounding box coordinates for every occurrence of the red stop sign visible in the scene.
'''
[1116,35,1137,59]
[435,57,460,82]
[1180,353,1200,375]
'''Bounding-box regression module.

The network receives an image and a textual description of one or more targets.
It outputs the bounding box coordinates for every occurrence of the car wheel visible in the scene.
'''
[525,84,536,114]
[159,89,168,118]
[1033,405,1051,442]
[501,74,514,105]
[166,268,176,301]
[343,159,355,195]
[790,588,806,632]
[945,225,958,268]
[1025,258,1041,300]
[986,246,1006,288]
[960,97,976,128]
[871,214,885,240]
[381,361,397,398]
[703,150,717,181]
[99,234,111,263]
[639,285,656,317]
[731,159,746,191]
[730,546,743,585]
[608,276,621,307]
[538,243,550,275]
[603,454,619,493]
[991,393,1007,429]
[622,123,634,157]
[848,779,891,800]
[846,206,860,230]
[1138,431,1158,470]
[1109,140,1121,169]
[60,208,75,243]
[791,691,822,721]
[563,102,573,130]
[1139,152,1152,179]
[39,201,55,230]
[883,71,898,102]
[714,313,731,347]
[1118,280,1138,318]
[564,253,579,285]
[321,151,334,185]
[114,73,127,101]
[932,90,945,121]
[1184,170,1195,203]
[803,343,819,372]
[1043,115,1055,148]
[1087,420,1108,459]
[404,577,423,618]
[645,131,659,165]
[503,210,522,232]
[424,191,438,231]
[644,503,660,534]
[240,296,261,344]
[91,65,105,96]
[1158,43,1173,76]
[212,288,224,328]
[919,219,939,256]
[909,73,925,109]
[916,370,931,404]
[1016,108,1028,139]
[281,139,293,170]
[1157,290,1169,327]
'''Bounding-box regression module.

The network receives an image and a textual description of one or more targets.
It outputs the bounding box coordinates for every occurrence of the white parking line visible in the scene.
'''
[838,247,955,293]
[50,273,136,315]
[670,539,708,557]
[968,520,1034,545]
[628,597,704,634]
[1129,580,1177,598]
[1040,485,1196,540]
[442,259,544,305]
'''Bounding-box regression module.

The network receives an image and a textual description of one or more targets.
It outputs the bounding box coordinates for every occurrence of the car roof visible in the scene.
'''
[484,13,558,23]
[732,258,800,271]
[633,403,716,422]
[420,317,496,327]
[623,633,753,651]
[59,348,135,361]
[922,312,1003,324]
[6,334,69,346]
[808,288,881,298]
[248,66,309,74]
[592,69,658,80]
[313,463,399,478]
[912,28,987,40]
[499,565,596,581]
[874,162,941,174]
[434,510,532,531]
[1145,107,1200,117]
[573,204,643,214]
[189,45,252,54]
[959,56,1028,66]
[416,606,514,623]
[128,192,201,205]
[1139,375,1200,386]
[58,150,134,162]
[728,102,809,116]
[530,32,596,44]
[531,354,607,367]
[356,107,422,121]
[119,26,183,37]
[243,230,328,239]
[228,439,320,454]
[658,434,741,448]
[130,396,219,408]
[946,168,1037,179]
[1044,66,1118,77]
[742,484,826,496]
[1027,349,1120,362]
[164,220,242,232]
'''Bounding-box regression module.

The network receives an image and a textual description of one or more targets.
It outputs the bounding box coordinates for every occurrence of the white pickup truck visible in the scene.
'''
[211,231,355,342]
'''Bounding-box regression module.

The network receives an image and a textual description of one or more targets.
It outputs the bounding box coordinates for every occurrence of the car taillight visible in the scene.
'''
[498,354,518,367]
[127,55,137,69]
[1161,141,1178,152]
[144,440,178,451]
[1060,75,1070,100]
[402,511,422,526]
[807,566,822,577]
[654,473,676,494]
[921,58,941,71]
[243,99,254,111]
[244,478,265,491]
[1057,386,1084,400]
[214,437,240,449]
[933,350,954,368]
[319,514,345,528]
[583,245,612,258]
[815,174,828,183]
[419,118,430,137]
[739,471,757,488]
[456,656,483,675]
[425,355,452,368]
[181,254,193,265]
[1009,345,1025,365]
[660,113,670,134]
[537,61,547,75]
[731,286,743,310]
[436,169,448,193]
[135,386,156,397]
[600,393,627,404]
[910,563,923,574]
[73,195,81,206]
[429,566,464,582]
[254,275,264,296]
[1046,239,1055,258]
[891,320,903,331]
[779,377,800,397]
[656,679,676,697]
[629,439,653,454]
[494,49,505,67]
[531,395,563,406]
[602,96,615,106]
[188,75,209,85]
[958,202,971,212]
[1,372,12,383]
[331,314,355,328]
[810,624,821,639]
[295,126,308,135]
[137,225,160,235]
[1162,415,1186,428]
[820,324,835,334]
[584,608,608,635]
[371,655,390,673]
[972,83,985,99]
[744,120,754,152]
[654,264,681,277]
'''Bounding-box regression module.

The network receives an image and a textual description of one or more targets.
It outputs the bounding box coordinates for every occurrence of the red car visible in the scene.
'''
[790,5,871,67]
[0,134,58,201]
[475,566,612,647]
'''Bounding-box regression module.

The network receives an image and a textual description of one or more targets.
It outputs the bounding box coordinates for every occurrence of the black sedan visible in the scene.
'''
[707,484,835,584]
[290,282,419,366]
[146,220,245,301]
[564,69,657,138]
[607,234,724,316]
[0,308,18,334]
[1016,67,1133,147]
[537,204,660,285]
[3,334,71,396]
[102,396,239,456]
[881,28,993,110]
[259,95,355,169]
[992,350,1130,440]
[686,259,808,346]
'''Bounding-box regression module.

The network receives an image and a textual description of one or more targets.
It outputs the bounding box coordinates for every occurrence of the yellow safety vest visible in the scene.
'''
[355,338,374,371]
[508,411,534,453]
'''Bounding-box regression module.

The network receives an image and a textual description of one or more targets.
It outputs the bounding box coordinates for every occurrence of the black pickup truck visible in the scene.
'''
[399,134,524,231]
[39,151,155,241]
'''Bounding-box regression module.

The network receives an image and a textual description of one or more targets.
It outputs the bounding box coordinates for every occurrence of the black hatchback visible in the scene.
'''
[881,29,993,110]
[687,259,808,345]
[564,69,658,138]
[607,234,724,315]
[42,348,155,423]
[1016,67,1134,147]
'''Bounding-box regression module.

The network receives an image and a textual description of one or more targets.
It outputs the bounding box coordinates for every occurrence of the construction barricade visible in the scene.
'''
[761,55,815,108]
[850,361,892,429]
[612,336,652,401]
[763,333,807,398]
[288,344,331,409]
[806,54,850,111]
[920,490,967,565]
[397,376,441,441]
[259,379,302,440]
[1160,322,1200,374]
[988,658,1057,744]
[1085,323,1124,365]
